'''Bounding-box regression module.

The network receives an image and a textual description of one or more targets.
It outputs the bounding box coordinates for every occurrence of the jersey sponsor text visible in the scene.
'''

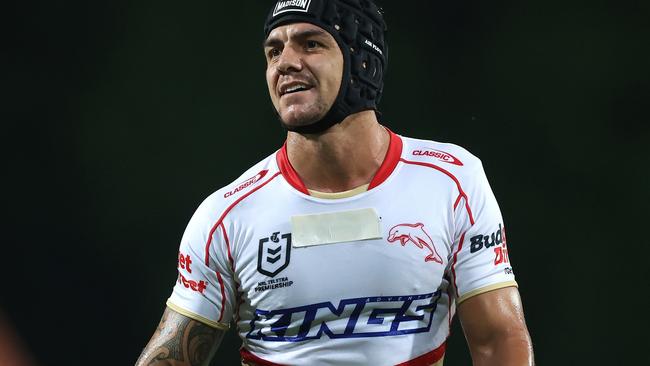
[412,148,463,166]
[246,291,442,342]
[224,170,269,198]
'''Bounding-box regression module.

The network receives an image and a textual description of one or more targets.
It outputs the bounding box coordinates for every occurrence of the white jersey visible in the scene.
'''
[167,130,517,366]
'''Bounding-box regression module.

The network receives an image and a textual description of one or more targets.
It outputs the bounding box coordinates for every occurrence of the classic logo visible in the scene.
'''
[273,0,312,17]
[257,232,292,277]
[412,148,463,166]
[224,170,268,198]
[388,223,443,264]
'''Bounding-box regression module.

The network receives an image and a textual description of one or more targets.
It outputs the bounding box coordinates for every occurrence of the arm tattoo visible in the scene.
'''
[136,307,226,366]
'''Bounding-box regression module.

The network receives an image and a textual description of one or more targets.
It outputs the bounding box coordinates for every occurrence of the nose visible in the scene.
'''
[276,46,303,74]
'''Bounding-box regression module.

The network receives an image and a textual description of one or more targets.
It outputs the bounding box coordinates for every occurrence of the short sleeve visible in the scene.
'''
[450,161,517,304]
[166,205,236,330]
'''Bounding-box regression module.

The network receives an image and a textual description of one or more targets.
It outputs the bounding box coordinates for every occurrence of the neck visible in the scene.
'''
[286,110,390,193]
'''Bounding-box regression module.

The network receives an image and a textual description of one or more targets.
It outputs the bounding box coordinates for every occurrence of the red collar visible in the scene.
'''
[276,129,403,195]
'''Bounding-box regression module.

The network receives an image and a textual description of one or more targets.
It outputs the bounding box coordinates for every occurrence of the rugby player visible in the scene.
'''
[136,0,534,365]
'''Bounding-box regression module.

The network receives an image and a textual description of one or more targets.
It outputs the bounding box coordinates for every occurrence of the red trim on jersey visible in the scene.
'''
[275,129,403,194]
[215,271,226,323]
[399,158,475,225]
[219,221,245,324]
[240,349,286,366]
[203,171,282,321]
[368,129,403,189]
[276,145,309,194]
[451,232,466,298]
[453,193,463,210]
[447,288,453,329]
[204,171,282,266]
[219,222,235,271]
[395,342,446,366]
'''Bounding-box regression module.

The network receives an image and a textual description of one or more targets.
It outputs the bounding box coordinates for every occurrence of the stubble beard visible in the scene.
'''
[277,98,330,130]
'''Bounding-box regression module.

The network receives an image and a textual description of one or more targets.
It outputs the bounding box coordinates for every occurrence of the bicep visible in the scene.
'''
[457,287,533,364]
[136,306,226,366]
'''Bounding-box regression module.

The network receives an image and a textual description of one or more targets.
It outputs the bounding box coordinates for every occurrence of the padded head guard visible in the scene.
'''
[264,0,388,134]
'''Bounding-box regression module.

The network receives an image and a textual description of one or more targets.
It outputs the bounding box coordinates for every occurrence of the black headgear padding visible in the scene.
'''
[264,0,388,134]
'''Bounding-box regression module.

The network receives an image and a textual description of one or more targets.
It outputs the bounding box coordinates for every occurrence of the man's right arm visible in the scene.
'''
[135,306,226,366]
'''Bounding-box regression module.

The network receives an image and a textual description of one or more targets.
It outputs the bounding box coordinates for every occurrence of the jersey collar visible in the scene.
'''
[276,129,403,195]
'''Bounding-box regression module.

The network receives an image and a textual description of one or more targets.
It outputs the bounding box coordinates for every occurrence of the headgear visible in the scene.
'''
[264,0,388,134]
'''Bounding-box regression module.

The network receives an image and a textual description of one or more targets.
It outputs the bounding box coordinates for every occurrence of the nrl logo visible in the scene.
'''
[257,232,292,277]
[273,0,312,17]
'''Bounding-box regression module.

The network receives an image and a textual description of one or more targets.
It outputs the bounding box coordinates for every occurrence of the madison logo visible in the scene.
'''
[224,170,268,198]
[258,232,292,277]
[273,0,312,17]
[412,148,463,166]
[388,223,443,264]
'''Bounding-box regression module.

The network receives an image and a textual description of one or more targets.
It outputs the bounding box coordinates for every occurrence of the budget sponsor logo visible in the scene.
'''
[412,148,463,166]
[246,291,441,341]
[469,223,511,266]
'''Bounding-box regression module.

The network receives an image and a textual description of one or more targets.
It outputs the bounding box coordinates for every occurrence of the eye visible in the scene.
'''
[267,48,282,59]
[306,40,320,49]
[269,48,282,58]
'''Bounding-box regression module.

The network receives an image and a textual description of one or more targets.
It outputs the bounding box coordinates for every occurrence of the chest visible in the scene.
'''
[227,179,457,310]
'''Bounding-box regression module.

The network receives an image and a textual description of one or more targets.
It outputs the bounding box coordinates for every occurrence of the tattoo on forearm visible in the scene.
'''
[136,307,225,366]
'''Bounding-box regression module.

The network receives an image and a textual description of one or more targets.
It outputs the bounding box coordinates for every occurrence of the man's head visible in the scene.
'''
[263,0,388,134]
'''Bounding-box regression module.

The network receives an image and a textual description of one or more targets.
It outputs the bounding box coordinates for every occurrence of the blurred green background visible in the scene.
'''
[4,0,649,365]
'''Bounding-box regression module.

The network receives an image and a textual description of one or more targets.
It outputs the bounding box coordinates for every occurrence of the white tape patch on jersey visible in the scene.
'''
[291,208,382,247]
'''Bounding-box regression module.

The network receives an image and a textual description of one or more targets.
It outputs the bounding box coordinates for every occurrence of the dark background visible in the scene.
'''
[4,0,649,365]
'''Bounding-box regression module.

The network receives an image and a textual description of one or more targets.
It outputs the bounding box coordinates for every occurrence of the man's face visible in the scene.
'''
[264,23,344,128]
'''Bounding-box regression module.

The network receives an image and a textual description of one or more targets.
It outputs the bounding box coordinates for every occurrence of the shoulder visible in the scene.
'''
[398,134,484,178]
[185,151,281,232]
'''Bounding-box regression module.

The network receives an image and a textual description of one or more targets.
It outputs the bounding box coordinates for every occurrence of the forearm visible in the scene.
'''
[136,307,225,366]
[458,287,534,366]
[470,331,534,366]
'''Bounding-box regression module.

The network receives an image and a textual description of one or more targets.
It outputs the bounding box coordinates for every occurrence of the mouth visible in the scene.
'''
[279,82,314,98]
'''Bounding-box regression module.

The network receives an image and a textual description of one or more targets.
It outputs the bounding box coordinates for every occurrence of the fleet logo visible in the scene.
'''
[224,170,268,198]
[273,0,312,17]
[247,291,441,342]
[388,223,443,264]
[177,251,208,293]
[257,232,292,277]
[178,252,193,273]
[412,149,463,166]
[469,224,511,266]
[178,273,207,294]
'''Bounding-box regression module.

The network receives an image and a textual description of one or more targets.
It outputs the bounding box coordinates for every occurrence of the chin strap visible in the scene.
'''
[283,99,351,134]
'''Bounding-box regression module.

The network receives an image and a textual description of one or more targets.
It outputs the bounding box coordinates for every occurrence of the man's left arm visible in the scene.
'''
[457,286,534,366]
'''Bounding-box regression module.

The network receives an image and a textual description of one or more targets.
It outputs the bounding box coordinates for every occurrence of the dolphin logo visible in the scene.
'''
[387,223,443,264]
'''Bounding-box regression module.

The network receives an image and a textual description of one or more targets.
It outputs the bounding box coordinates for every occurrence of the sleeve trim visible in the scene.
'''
[166,300,230,330]
[457,281,518,305]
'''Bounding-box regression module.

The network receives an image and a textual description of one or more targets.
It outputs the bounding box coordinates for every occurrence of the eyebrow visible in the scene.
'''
[263,28,329,48]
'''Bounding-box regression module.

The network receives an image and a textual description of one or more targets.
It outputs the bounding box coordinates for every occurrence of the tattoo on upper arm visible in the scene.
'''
[136,307,225,366]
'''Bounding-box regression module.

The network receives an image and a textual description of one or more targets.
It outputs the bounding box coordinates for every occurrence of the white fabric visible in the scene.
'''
[167,133,516,365]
